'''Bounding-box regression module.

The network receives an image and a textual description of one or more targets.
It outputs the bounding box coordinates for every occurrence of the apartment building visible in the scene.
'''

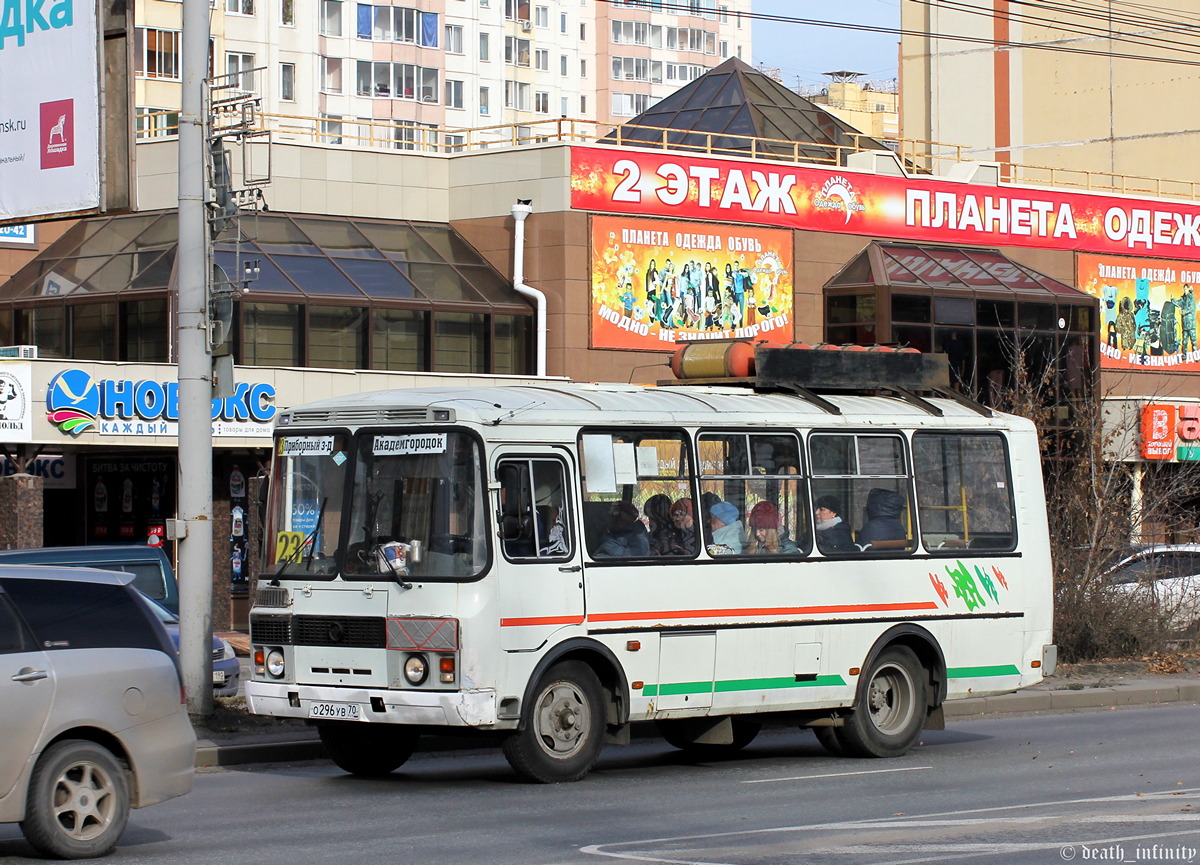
[132,0,752,146]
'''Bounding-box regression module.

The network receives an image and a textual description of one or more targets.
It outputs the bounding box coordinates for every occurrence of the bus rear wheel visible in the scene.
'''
[657,717,761,758]
[502,661,606,783]
[837,645,928,758]
[318,722,419,776]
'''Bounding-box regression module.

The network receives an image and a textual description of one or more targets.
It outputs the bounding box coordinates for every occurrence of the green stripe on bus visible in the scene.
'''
[946,664,1020,678]
[642,674,847,698]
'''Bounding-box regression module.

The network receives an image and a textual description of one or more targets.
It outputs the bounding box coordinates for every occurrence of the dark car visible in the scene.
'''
[0,545,178,615]
[0,565,194,859]
[141,597,241,697]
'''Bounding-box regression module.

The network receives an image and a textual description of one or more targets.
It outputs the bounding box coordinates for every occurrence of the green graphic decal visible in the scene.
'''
[642,674,847,697]
[946,664,1021,679]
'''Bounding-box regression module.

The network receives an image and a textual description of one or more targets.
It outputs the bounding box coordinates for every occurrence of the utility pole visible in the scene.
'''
[177,0,214,716]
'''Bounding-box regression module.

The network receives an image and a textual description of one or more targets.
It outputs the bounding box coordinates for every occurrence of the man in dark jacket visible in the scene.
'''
[857,488,908,546]
[595,501,650,558]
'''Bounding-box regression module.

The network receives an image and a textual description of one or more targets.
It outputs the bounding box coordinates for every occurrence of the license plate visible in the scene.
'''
[308,701,361,720]
[213,670,226,684]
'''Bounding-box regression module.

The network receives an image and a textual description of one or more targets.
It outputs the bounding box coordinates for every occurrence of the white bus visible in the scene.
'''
[246,355,1055,783]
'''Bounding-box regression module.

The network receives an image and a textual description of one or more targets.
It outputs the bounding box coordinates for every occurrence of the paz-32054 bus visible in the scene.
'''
[246,350,1055,783]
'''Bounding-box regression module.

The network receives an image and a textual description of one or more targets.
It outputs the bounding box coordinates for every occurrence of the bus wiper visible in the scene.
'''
[303,497,329,570]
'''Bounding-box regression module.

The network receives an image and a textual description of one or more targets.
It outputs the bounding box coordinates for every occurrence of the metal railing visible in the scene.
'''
[132,109,1200,202]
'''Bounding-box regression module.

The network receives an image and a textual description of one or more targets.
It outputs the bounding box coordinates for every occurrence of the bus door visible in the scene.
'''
[495,453,583,651]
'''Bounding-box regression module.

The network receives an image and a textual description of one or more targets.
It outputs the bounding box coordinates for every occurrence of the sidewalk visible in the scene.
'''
[193,663,1200,769]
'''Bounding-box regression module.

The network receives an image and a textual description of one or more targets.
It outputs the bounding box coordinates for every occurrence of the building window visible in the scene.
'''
[579,21,585,40]
[134,28,181,80]
[479,85,490,115]
[242,303,303,366]
[356,61,438,101]
[611,20,662,47]
[534,90,549,113]
[445,78,464,108]
[321,56,343,93]
[504,80,531,111]
[320,114,343,144]
[505,36,530,66]
[226,52,256,91]
[719,40,728,58]
[320,0,342,36]
[433,312,487,373]
[580,94,586,114]
[580,58,586,77]
[612,92,649,116]
[613,57,661,83]
[309,306,366,369]
[372,309,427,370]
[666,27,716,54]
[535,5,548,27]
[358,6,438,44]
[666,63,705,82]
[560,53,567,76]
[121,299,169,363]
[559,11,566,33]
[560,96,568,115]
[479,32,490,60]
[535,48,549,71]
[281,0,294,25]
[505,0,530,21]
[444,133,466,153]
[134,107,180,138]
[445,23,463,53]
[280,62,295,100]
[226,0,253,14]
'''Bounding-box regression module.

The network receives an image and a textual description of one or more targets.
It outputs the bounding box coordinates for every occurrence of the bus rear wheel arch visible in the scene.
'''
[502,660,606,783]
[837,644,928,758]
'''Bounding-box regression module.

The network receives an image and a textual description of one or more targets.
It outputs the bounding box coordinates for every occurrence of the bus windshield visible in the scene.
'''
[264,433,351,578]
[342,430,488,581]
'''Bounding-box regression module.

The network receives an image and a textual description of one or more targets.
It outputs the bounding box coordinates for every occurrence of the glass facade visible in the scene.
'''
[0,211,533,375]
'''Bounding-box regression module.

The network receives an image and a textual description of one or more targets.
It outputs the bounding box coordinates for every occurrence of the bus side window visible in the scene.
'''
[809,433,913,556]
[497,458,572,561]
[913,433,1016,553]
[698,432,808,557]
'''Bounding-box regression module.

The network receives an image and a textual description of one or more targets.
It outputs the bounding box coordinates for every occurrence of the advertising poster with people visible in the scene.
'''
[1079,253,1200,370]
[590,215,794,351]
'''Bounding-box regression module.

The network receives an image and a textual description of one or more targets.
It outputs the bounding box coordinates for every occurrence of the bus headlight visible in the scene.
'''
[404,654,428,685]
[266,649,286,679]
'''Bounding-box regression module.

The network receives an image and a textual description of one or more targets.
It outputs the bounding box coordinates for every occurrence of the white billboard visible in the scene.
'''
[0,0,101,221]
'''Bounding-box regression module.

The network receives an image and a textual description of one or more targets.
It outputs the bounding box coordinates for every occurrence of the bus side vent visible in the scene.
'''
[289,408,429,425]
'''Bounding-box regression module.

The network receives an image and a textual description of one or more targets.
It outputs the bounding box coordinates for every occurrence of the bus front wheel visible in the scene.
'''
[837,645,928,758]
[503,661,606,783]
[318,722,419,776]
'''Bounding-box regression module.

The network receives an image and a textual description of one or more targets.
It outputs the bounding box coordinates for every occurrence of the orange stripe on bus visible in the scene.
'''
[586,602,940,622]
[500,602,939,627]
[500,615,586,627]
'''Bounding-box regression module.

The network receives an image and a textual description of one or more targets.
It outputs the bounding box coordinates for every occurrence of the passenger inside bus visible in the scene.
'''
[667,498,699,556]
[707,501,745,555]
[857,488,909,548]
[594,501,650,558]
[747,502,799,555]
[814,496,856,554]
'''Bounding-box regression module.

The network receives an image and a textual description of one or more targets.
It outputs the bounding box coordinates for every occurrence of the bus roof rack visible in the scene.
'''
[658,342,993,418]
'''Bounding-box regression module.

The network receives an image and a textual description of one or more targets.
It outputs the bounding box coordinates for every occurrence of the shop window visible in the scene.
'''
[372,308,427,370]
[0,308,11,345]
[242,302,303,366]
[120,299,169,362]
[891,294,930,323]
[16,307,65,358]
[893,324,931,353]
[309,305,366,369]
[433,312,486,373]
[70,303,118,361]
[934,296,974,325]
[977,298,1015,328]
[826,294,875,324]
[1019,302,1055,330]
[492,315,530,375]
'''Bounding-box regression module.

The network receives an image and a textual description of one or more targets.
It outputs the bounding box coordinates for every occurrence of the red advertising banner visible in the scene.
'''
[590,215,794,351]
[1078,253,1200,370]
[571,146,1200,262]
[1141,404,1176,459]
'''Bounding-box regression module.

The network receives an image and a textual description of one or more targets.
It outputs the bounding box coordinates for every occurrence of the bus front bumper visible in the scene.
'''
[246,681,499,727]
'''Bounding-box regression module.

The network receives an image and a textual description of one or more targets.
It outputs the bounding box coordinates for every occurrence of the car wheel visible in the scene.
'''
[657,717,761,758]
[20,739,131,860]
[502,661,606,783]
[318,723,419,776]
[837,645,928,758]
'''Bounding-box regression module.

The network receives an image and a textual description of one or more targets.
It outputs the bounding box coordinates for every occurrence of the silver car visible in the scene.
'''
[0,565,195,859]
[1107,544,1200,632]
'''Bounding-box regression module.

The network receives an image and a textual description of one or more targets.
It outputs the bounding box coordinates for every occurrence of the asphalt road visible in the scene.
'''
[3,704,1198,864]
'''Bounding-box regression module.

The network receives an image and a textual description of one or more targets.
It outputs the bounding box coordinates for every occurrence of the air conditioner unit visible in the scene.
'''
[520,19,532,31]
[0,345,37,359]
